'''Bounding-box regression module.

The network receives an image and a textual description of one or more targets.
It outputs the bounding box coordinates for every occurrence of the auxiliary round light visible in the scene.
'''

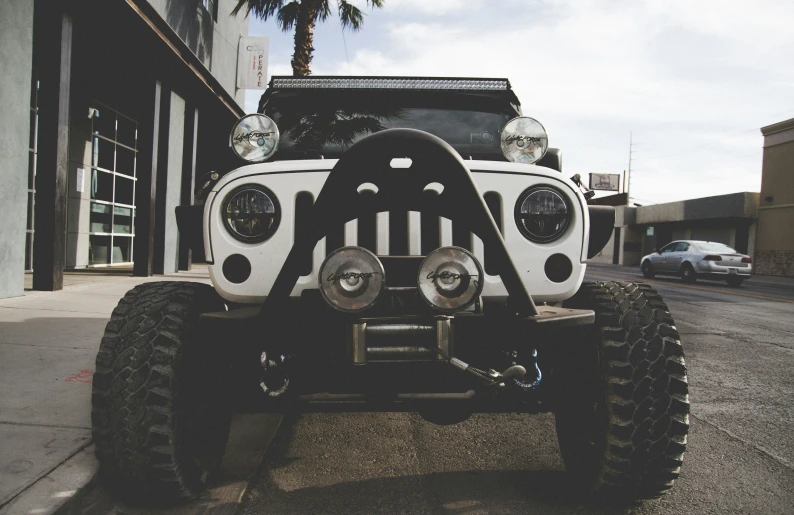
[319,247,385,313]
[223,185,280,243]
[417,247,484,314]
[515,186,570,243]
[500,116,548,164]
[230,114,280,162]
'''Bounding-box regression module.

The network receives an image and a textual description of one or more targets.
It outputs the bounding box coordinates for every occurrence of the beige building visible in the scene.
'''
[757,118,794,276]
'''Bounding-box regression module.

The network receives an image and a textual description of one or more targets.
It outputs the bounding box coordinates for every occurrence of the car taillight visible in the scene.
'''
[703,255,722,261]
[742,257,752,263]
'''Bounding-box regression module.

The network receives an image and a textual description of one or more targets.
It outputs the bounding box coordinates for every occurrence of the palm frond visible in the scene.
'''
[232,0,286,19]
[337,0,364,31]
[276,1,301,31]
[317,0,332,22]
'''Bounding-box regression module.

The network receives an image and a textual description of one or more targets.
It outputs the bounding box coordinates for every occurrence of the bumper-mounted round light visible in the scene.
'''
[500,116,548,164]
[223,185,280,243]
[515,186,570,243]
[319,247,385,313]
[418,247,484,314]
[230,114,280,162]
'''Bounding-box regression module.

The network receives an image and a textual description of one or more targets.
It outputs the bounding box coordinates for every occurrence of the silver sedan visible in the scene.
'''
[640,240,753,286]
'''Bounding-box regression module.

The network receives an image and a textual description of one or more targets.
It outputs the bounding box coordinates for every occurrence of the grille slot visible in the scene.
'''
[484,192,503,275]
[294,192,314,275]
[389,209,409,255]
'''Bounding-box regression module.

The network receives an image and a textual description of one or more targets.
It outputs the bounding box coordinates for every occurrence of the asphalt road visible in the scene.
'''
[238,265,794,515]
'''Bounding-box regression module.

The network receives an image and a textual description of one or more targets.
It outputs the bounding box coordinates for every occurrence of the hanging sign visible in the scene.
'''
[589,173,621,191]
[237,37,269,90]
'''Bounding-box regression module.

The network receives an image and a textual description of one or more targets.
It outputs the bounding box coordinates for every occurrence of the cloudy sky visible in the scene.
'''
[241,0,794,205]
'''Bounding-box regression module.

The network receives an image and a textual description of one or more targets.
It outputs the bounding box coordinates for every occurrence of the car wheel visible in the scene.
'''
[726,276,744,287]
[681,263,697,283]
[641,260,655,279]
[92,282,231,503]
[557,281,689,500]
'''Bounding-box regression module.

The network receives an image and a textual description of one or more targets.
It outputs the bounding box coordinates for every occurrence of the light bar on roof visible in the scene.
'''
[271,77,509,91]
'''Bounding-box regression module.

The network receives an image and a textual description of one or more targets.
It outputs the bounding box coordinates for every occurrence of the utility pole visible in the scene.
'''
[627,132,635,201]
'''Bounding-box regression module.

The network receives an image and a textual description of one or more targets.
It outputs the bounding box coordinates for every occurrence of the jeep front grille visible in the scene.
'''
[294,192,504,276]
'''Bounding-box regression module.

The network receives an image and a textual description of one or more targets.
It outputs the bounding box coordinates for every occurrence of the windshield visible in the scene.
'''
[263,90,517,160]
[697,242,737,253]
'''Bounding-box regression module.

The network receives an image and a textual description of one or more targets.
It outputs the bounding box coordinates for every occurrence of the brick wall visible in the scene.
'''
[754,250,794,277]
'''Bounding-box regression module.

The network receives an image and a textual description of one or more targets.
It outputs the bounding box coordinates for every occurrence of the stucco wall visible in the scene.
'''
[0,0,34,298]
[757,120,794,276]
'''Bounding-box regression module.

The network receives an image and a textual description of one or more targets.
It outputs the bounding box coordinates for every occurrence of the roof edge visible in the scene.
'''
[761,117,794,136]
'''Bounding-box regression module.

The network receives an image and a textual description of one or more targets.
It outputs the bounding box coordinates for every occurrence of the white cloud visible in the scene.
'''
[385,0,486,15]
[245,0,794,203]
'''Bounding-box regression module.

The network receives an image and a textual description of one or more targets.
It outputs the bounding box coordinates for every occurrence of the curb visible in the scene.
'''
[0,445,98,515]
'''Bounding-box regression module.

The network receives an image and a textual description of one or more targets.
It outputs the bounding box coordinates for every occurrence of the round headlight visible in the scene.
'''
[500,116,548,164]
[230,114,279,162]
[223,185,280,243]
[515,186,570,243]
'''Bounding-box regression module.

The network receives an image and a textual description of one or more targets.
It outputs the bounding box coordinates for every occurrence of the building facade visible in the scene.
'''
[589,192,759,267]
[757,118,794,277]
[0,0,248,299]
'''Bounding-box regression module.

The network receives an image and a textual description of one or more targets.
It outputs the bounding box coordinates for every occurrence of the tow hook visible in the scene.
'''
[449,349,542,393]
[260,352,290,397]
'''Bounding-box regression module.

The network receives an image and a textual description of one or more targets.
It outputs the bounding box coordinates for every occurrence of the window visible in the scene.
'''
[88,103,137,266]
[202,0,218,21]
[673,242,690,252]
[660,243,677,253]
[25,76,38,273]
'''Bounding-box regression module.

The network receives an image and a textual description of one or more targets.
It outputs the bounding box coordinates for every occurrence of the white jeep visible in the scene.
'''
[92,77,689,503]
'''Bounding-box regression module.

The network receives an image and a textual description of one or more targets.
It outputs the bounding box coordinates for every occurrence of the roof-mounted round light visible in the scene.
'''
[230,114,279,162]
[500,116,548,164]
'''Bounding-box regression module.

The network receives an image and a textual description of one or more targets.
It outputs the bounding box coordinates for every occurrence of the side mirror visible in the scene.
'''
[655,248,660,254]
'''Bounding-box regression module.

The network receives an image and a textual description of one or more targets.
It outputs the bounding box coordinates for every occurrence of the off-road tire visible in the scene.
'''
[92,281,230,503]
[726,276,744,287]
[556,281,689,500]
[681,263,697,283]
[641,260,655,279]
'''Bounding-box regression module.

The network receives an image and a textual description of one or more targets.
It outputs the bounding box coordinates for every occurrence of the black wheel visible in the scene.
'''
[92,281,231,503]
[726,276,744,287]
[680,263,697,283]
[556,281,689,500]
[641,260,655,279]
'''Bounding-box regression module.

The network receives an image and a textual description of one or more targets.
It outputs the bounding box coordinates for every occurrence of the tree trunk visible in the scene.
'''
[292,1,317,76]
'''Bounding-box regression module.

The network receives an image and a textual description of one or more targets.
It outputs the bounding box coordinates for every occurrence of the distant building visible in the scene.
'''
[757,118,794,277]
[0,0,248,299]
[590,192,759,266]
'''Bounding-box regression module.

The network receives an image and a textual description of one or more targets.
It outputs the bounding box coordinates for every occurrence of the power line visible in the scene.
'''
[340,26,352,76]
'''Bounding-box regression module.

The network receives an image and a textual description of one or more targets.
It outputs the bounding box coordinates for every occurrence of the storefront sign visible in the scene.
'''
[237,37,269,90]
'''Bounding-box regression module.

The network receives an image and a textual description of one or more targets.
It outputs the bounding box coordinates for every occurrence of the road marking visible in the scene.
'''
[586,272,794,304]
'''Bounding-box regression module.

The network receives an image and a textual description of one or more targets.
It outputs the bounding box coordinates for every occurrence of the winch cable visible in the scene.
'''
[423,344,541,390]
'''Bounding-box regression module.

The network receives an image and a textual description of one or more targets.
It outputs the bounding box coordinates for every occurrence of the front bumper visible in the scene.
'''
[199,300,594,414]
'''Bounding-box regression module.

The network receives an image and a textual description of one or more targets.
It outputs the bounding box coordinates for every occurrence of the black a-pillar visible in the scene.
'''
[32,4,72,291]
[133,80,169,277]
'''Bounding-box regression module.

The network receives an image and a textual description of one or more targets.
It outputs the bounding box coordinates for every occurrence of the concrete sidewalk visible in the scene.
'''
[0,267,211,514]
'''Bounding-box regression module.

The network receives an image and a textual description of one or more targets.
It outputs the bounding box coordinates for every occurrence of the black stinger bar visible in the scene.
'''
[261,129,539,318]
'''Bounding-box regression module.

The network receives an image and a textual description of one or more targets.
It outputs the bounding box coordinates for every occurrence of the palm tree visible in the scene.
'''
[232,0,385,77]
